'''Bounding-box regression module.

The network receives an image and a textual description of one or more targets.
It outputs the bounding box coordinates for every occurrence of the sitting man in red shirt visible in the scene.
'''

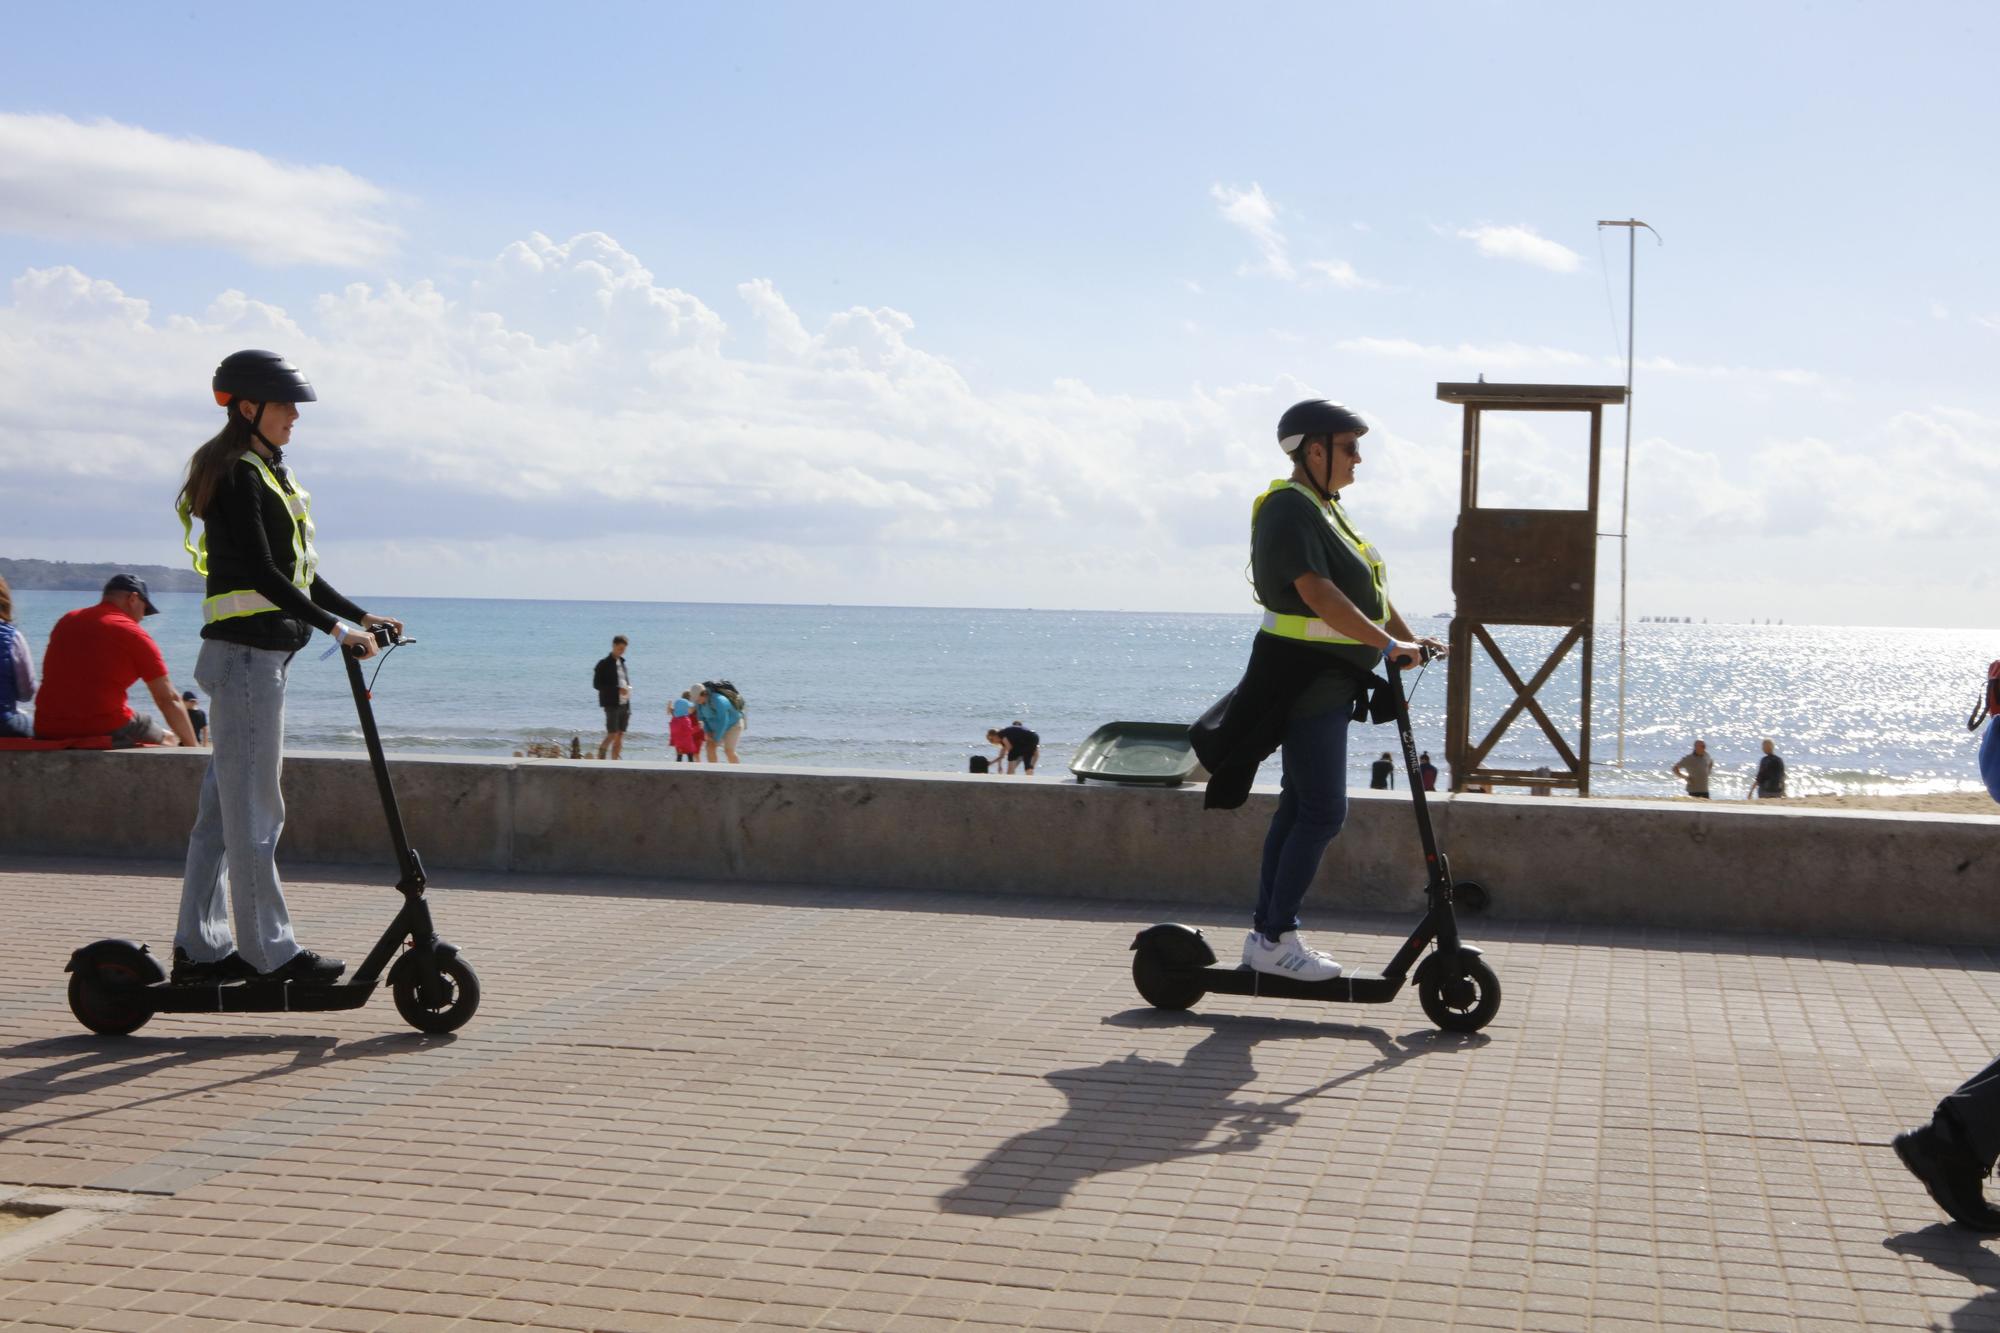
[34,575,199,748]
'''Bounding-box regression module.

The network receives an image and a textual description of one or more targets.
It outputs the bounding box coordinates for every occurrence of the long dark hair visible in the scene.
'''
[0,573,13,624]
[177,410,255,521]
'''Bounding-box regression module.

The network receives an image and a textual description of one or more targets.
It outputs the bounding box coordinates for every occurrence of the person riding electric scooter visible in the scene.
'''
[1191,398,1446,980]
[171,349,400,985]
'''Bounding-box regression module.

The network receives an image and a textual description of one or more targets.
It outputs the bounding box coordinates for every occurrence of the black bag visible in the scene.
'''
[704,679,747,713]
[969,755,989,774]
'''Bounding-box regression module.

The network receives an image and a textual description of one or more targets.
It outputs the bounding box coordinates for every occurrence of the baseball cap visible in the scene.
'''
[181,691,198,702]
[102,573,160,617]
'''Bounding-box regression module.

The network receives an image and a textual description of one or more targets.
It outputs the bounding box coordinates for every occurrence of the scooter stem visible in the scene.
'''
[343,646,425,893]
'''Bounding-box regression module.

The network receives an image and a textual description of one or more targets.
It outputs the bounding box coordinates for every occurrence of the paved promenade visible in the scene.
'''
[2,858,1999,1331]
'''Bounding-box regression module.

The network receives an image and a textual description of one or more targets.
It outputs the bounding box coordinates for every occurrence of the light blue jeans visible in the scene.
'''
[176,640,302,973]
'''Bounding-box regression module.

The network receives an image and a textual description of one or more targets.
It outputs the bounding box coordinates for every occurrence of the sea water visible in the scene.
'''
[7,590,1993,800]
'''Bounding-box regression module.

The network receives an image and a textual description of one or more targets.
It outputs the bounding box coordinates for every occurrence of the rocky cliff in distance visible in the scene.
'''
[0,557,203,593]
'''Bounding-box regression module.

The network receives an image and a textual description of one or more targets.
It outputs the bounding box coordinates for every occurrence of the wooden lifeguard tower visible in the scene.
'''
[1437,381,1627,795]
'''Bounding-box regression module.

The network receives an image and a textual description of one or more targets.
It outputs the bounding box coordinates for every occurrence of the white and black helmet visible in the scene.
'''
[1276,399,1368,456]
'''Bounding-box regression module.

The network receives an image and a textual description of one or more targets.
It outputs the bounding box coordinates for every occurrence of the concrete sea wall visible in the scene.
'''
[4,749,1996,945]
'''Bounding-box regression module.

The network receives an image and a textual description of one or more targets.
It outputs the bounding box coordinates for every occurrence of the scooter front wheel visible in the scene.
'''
[1418,956,1501,1033]
[394,954,480,1034]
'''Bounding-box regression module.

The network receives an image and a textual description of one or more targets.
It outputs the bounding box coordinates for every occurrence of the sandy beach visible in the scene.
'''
[1611,790,2000,815]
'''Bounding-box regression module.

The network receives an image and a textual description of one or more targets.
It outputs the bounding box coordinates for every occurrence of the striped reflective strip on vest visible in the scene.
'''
[178,454,321,625]
[1250,479,1389,646]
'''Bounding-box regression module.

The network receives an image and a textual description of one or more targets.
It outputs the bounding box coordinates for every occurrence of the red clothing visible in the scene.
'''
[33,603,168,739]
[670,713,704,755]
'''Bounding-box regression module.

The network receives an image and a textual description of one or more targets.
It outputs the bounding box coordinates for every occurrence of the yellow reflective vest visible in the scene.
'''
[1251,479,1389,646]
[177,453,320,625]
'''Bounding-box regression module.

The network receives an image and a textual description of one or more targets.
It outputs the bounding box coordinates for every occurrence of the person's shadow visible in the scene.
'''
[1885,1224,2000,1329]
[939,1010,1486,1216]
[0,1031,454,1141]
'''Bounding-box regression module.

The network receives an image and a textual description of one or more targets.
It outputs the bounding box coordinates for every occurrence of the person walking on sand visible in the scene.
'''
[1671,739,1714,799]
[1748,738,1787,799]
[593,635,631,760]
[1188,398,1445,982]
[695,683,743,763]
[1369,751,1394,790]
[1418,751,1438,792]
[172,349,400,986]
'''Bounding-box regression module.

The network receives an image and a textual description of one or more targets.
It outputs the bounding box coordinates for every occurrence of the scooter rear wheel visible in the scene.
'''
[68,964,154,1036]
[1132,950,1205,1011]
[394,954,481,1034]
[1418,956,1501,1033]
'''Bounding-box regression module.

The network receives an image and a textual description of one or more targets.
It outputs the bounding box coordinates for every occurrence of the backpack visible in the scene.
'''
[704,679,747,713]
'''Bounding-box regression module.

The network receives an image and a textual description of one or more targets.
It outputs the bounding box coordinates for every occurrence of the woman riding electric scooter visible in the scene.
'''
[171,350,403,986]
[1190,399,1446,981]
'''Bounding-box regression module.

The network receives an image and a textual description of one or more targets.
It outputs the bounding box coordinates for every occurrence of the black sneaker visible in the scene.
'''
[170,948,258,986]
[1894,1123,2000,1231]
[264,950,346,985]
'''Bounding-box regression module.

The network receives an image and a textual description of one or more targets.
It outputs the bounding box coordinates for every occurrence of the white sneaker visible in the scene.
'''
[1246,931,1343,981]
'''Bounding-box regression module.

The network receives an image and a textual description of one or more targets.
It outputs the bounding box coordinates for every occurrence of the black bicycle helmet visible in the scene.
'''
[212,350,316,407]
[1276,399,1367,455]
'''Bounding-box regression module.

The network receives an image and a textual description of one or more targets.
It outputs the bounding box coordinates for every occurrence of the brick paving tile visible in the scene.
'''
[9,860,2000,1329]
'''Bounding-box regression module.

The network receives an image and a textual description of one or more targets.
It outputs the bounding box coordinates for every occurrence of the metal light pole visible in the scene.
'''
[1595,218,1660,767]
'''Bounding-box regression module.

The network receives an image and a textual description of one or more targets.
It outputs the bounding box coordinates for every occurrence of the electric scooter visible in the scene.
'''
[64,624,480,1036]
[1129,650,1501,1033]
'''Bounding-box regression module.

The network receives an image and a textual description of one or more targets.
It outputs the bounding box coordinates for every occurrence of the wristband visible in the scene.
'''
[332,622,350,643]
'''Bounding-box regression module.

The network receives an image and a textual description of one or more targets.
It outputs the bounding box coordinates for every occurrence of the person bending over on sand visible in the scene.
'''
[695,683,743,764]
[1189,398,1444,981]
[987,722,1040,775]
[171,350,401,987]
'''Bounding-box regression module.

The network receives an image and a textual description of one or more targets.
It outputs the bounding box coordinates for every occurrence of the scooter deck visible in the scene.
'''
[1196,965,1403,1004]
[145,979,378,1014]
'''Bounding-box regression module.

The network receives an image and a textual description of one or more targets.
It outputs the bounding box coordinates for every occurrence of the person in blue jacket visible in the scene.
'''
[695,683,744,764]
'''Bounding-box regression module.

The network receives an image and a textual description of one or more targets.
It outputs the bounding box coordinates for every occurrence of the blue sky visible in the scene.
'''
[2,2,1996,624]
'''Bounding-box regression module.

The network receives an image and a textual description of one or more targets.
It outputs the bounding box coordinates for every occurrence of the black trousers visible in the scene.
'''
[1939,1053,2000,1168]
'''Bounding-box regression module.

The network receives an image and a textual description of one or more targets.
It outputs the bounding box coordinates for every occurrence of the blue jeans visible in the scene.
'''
[1253,707,1351,940]
[176,640,303,973]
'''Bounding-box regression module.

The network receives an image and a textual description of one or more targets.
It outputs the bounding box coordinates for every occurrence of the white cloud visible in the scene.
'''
[4,242,1433,610]
[0,113,398,267]
[1210,183,1377,289]
[1456,224,1581,273]
[1975,314,2000,332]
[1305,259,1379,290]
[1337,334,1821,387]
[1335,336,1593,370]
[1210,182,1294,280]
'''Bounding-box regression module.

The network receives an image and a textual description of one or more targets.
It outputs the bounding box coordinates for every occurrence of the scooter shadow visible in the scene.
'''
[939,1010,1487,1217]
[1884,1224,2000,1326]
[0,1030,454,1140]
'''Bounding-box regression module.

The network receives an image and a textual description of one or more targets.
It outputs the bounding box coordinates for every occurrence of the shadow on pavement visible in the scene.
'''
[1886,1224,2000,1329]
[0,1031,454,1139]
[939,1009,1486,1216]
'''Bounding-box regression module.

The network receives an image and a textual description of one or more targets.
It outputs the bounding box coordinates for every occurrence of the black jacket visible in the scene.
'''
[593,655,629,708]
[198,453,365,653]
[1190,633,1388,809]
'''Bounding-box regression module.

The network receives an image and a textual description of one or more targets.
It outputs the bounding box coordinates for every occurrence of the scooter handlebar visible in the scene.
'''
[347,623,414,658]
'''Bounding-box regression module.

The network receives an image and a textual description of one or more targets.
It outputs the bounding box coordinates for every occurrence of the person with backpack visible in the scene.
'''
[695,681,744,763]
